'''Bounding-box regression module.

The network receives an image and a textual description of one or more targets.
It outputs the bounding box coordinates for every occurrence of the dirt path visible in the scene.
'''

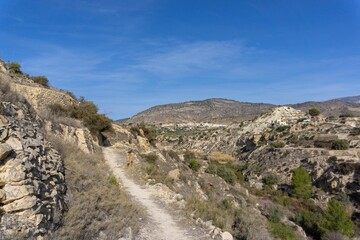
[103,147,210,240]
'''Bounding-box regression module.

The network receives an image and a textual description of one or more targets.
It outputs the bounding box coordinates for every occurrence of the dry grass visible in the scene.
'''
[38,109,82,128]
[46,136,143,240]
[207,151,235,163]
[185,196,238,232]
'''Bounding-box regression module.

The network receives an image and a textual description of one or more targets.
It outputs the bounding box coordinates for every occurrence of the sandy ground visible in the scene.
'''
[103,147,211,240]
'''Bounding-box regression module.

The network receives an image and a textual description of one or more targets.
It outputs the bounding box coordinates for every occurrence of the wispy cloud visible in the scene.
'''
[13,36,360,118]
[135,40,248,77]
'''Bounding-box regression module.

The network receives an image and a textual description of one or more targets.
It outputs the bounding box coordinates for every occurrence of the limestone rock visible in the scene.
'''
[221,231,233,240]
[0,189,5,201]
[0,127,9,141]
[167,168,180,181]
[0,143,12,161]
[0,101,66,239]
[6,137,23,151]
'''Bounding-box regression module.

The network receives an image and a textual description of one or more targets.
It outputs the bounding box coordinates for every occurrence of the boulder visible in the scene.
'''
[0,143,12,161]
[221,232,234,240]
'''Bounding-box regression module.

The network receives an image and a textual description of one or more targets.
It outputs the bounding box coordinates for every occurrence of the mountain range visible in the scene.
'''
[123,96,360,124]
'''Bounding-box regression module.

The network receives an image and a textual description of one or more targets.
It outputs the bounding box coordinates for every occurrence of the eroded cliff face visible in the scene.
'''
[0,102,66,239]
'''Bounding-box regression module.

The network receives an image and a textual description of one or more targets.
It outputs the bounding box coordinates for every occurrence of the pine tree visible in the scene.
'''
[291,167,312,199]
[323,199,354,237]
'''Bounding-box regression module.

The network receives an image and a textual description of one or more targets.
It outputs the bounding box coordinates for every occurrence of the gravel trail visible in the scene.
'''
[103,147,210,240]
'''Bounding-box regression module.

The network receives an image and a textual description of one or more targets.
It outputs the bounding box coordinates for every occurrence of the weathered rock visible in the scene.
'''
[0,189,5,201]
[0,101,66,239]
[45,121,95,153]
[0,143,12,161]
[6,137,23,151]
[220,231,234,240]
[0,127,9,141]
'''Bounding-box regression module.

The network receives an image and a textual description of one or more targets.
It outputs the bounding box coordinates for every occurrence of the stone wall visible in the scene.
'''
[0,102,66,239]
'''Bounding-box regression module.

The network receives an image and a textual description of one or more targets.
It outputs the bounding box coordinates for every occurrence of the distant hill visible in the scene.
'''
[290,99,360,117]
[115,118,130,123]
[126,97,360,124]
[126,98,275,124]
[335,95,360,104]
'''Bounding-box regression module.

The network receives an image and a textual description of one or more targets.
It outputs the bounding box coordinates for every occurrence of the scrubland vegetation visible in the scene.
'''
[48,98,113,136]
[47,137,142,239]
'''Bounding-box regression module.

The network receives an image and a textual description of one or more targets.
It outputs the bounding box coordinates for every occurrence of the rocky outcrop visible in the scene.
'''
[44,121,96,153]
[0,61,76,113]
[0,102,66,239]
[11,83,76,112]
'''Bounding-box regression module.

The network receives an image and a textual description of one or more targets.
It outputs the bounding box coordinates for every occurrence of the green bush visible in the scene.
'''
[295,209,325,239]
[291,167,312,199]
[48,103,67,115]
[309,108,321,117]
[275,125,290,132]
[271,141,285,148]
[205,164,217,174]
[216,165,237,185]
[108,175,120,187]
[269,222,298,240]
[205,162,242,185]
[31,76,49,86]
[350,127,360,136]
[188,159,201,172]
[138,122,157,146]
[268,205,283,223]
[323,199,354,237]
[7,62,22,74]
[331,140,349,150]
[231,164,245,183]
[48,98,113,135]
[295,199,355,239]
[141,153,158,164]
[264,173,279,187]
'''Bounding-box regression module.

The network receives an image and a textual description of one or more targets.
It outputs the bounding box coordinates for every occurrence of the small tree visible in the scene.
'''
[264,173,279,187]
[188,159,201,172]
[8,62,22,74]
[331,140,349,150]
[291,166,312,199]
[31,76,49,87]
[309,108,321,117]
[323,199,354,237]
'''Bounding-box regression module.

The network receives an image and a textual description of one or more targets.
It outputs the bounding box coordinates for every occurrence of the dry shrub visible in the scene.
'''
[47,99,113,136]
[46,137,143,240]
[0,79,36,118]
[0,80,26,105]
[186,196,237,231]
[38,109,82,128]
[208,151,235,163]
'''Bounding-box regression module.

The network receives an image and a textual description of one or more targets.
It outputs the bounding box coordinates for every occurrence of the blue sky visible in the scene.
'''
[0,0,360,119]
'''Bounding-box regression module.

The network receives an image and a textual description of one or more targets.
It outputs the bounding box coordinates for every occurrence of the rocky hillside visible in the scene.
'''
[126,98,275,124]
[0,64,76,113]
[0,60,142,240]
[126,97,360,124]
[290,99,360,117]
[134,106,360,239]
